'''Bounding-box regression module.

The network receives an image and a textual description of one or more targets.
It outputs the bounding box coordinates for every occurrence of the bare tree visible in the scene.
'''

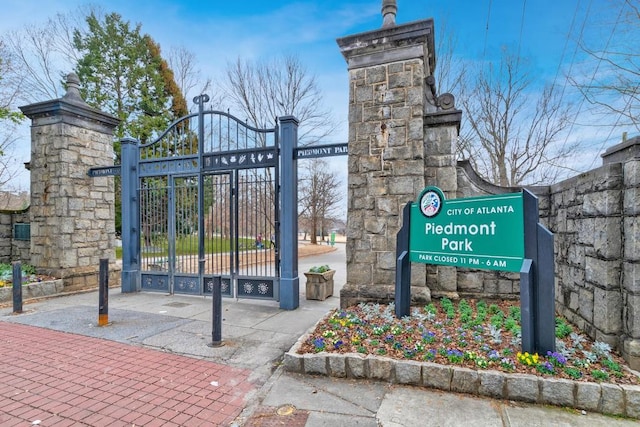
[458,50,574,186]
[0,41,26,192]
[569,0,639,131]
[299,159,342,245]
[0,129,24,192]
[221,54,335,144]
[167,45,214,109]
[221,54,338,245]
[1,5,102,105]
[433,17,465,99]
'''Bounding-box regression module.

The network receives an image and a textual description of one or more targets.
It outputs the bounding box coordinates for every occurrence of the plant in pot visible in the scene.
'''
[304,265,335,301]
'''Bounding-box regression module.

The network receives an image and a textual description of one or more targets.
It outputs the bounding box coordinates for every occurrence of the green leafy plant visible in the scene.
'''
[602,358,622,375]
[591,369,609,381]
[555,317,573,338]
[424,303,437,316]
[508,306,521,320]
[490,311,505,328]
[537,361,555,375]
[488,304,501,314]
[504,317,518,333]
[309,264,331,273]
[564,367,582,379]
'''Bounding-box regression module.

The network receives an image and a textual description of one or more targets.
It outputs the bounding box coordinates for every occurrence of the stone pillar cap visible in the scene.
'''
[62,72,87,105]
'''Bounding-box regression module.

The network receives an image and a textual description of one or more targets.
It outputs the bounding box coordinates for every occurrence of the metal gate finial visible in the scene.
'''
[193,94,210,106]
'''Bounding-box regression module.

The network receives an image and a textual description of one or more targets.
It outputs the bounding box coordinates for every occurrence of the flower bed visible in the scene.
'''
[286,299,640,418]
[296,299,638,385]
[0,263,56,287]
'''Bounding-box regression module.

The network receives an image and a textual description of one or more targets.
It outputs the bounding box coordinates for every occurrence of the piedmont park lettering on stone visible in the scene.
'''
[409,188,525,272]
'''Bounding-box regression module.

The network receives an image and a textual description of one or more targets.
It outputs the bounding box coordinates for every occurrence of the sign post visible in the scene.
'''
[396,186,555,354]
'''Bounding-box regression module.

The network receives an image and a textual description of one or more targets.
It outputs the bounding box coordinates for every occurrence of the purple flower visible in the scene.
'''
[546,351,567,366]
[542,361,554,373]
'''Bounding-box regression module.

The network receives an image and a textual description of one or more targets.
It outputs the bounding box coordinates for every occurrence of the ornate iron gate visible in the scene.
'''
[123,95,282,300]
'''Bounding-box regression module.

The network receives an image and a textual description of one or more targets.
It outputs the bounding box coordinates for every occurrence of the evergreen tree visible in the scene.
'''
[73,12,188,234]
[73,12,187,148]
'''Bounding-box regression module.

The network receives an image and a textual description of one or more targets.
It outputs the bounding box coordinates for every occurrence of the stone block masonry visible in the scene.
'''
[19,73,120,290]
[338,19,449,307]
[0,209,29,264]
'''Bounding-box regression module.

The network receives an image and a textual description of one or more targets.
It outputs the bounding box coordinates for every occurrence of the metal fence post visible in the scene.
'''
[121,137,140,293]
[209,276,223,347]
[279,116,300,310]
[98,258,109,326]
[12,261,22,313]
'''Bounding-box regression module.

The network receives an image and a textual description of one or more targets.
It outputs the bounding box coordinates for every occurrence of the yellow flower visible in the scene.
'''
[516,351,540,366]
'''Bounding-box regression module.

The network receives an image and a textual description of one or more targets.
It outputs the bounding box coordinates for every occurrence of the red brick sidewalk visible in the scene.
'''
[0,322,255,426]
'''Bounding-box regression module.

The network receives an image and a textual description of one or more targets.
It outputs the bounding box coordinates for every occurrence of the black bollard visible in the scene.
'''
[12,261,22,313]
[209,276,223,347]
[98,258,109,326]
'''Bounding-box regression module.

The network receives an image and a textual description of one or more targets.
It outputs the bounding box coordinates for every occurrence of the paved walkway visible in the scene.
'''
[1,243,639,426]
[0,322,253,426]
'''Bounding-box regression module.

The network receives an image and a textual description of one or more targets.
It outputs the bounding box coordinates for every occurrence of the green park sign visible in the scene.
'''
[397,186,555,355]
[409,187,524,272]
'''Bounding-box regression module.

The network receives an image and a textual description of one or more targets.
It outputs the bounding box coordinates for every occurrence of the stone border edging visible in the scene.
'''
[0,279,64,304]
[284,322,640,420]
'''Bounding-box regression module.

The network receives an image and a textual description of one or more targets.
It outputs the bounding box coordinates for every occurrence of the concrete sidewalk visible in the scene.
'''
[1,243,638,426]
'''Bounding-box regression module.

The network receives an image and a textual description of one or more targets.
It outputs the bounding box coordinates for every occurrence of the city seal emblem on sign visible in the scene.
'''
[419,187,444,218]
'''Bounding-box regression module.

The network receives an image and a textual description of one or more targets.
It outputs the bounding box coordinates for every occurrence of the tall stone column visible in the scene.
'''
[20,73,120,290]
[424,100,462,298]
[337,19,437,307]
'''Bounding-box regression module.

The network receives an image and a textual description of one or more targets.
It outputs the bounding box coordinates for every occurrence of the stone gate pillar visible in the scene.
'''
[20,73,120,291]
[337,3,464,307]
[337,17,437,307]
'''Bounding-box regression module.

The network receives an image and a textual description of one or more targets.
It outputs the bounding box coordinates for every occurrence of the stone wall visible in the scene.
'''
[457,152,640,370]
[546,159,640,370]
[0,208,30,264]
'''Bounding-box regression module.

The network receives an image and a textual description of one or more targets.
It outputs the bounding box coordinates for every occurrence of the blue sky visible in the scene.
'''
[0,1,627,193]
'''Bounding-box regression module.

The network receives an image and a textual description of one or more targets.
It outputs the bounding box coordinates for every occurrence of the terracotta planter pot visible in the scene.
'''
[304,270,335,301]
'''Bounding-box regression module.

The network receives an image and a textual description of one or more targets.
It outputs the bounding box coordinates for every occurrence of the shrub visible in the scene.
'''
[309,265,331,273]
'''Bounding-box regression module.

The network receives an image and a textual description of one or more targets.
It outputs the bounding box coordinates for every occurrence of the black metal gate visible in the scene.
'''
[131,96,280,299]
